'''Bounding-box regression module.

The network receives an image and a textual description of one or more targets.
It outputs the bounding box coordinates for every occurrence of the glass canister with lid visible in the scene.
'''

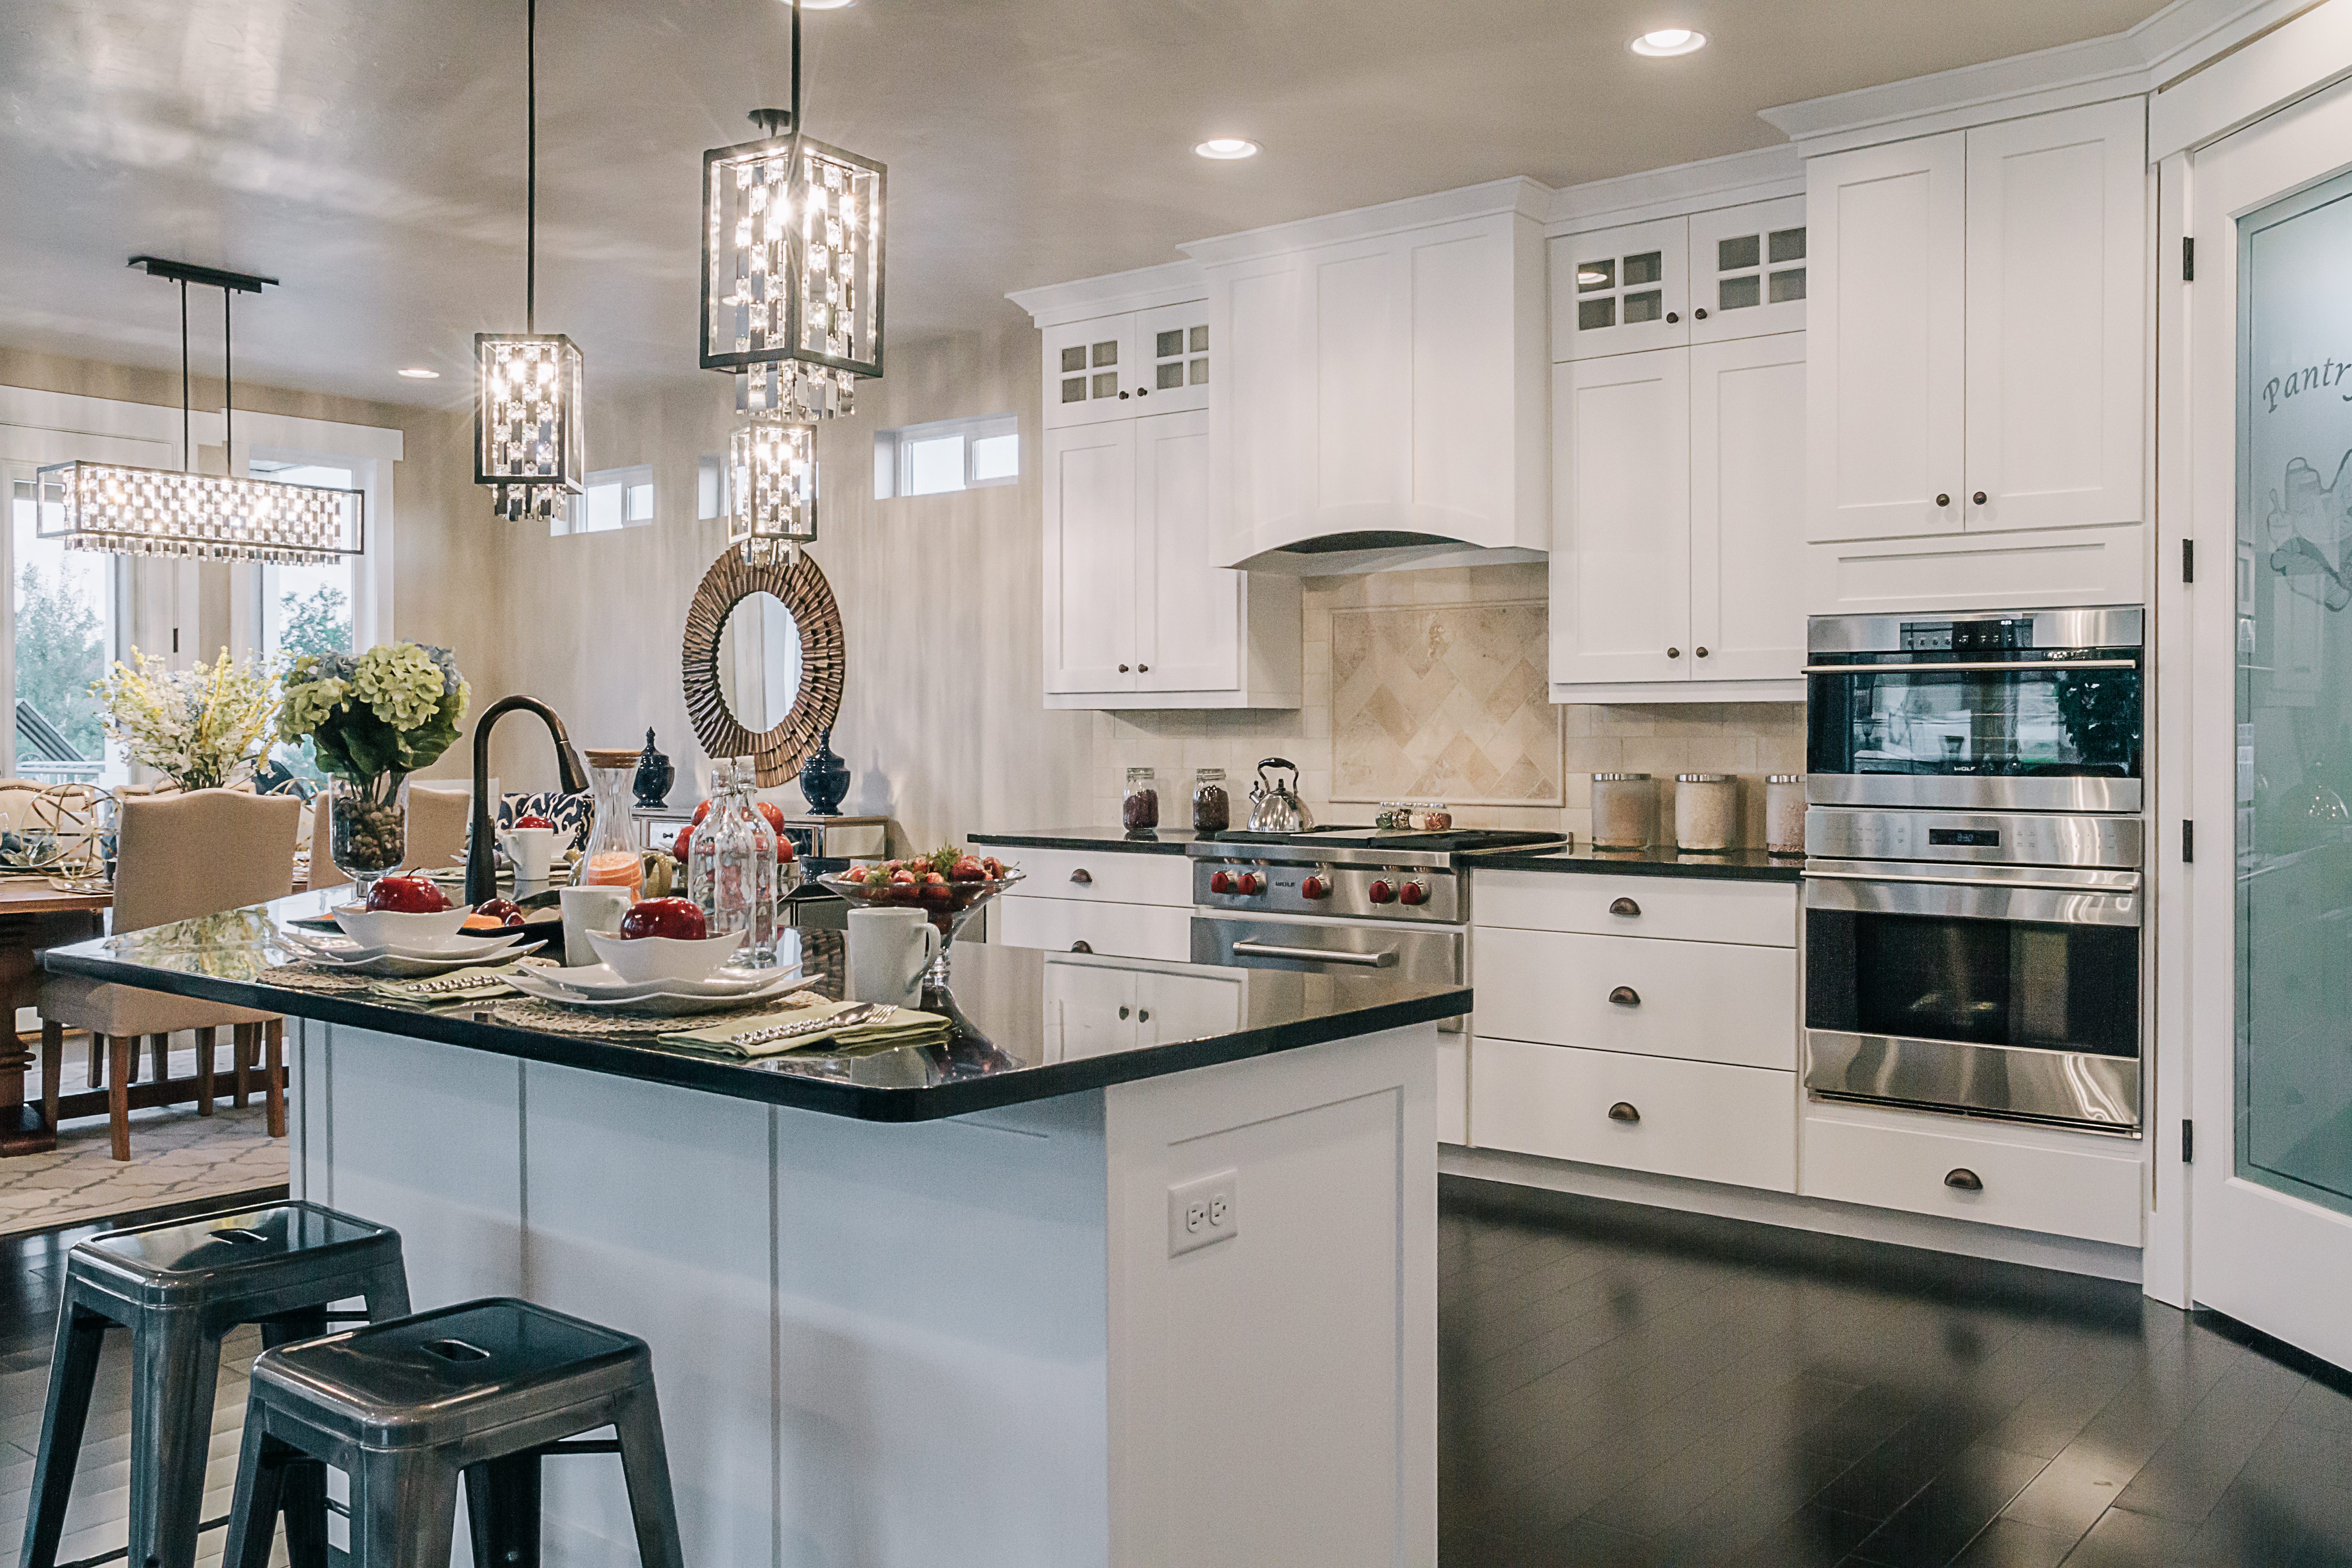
[1765,774,1808,857]
[1122,766,1161,833]
[1191,768,1230,834]
[1674,774,1739,853]
[1590,773,1656,849]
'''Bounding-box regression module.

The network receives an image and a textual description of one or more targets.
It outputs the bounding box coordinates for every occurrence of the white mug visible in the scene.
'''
[847,906,939,1006]
[500,825,555,883]
[559,885,632,965]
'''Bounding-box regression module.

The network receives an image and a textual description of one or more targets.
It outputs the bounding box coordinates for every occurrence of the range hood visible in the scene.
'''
[1233,531,1548,577]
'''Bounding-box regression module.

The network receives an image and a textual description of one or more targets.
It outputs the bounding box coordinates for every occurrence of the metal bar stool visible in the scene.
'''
[19,1202,412,1568]
[221,1298,686,1568]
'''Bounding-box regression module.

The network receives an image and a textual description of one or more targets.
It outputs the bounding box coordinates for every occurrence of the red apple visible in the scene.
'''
[514,814,555,831]
[619,898,708,941]
[367,875,448,914]
[672,824,695,863]
[841,864,869,883]
[755,800,787,835]
[776,835,797,864]
[692,800,714,826]
[474,898,525,928]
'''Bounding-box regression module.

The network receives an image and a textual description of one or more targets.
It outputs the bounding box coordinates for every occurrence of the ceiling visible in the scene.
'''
[0,0,2172,409]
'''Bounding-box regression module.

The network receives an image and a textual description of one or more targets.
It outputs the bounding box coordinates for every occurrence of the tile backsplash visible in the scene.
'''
[1092,562,1805,846]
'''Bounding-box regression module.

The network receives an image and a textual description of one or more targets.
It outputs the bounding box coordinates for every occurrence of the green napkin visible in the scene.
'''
[368,958,552,1003]
[659,999,952,1058]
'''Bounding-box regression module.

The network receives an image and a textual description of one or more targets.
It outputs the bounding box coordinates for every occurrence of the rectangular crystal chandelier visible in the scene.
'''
[474,333,585,521]
[34,461,361,563]
[729,413,818,563]
[701,132,885,387]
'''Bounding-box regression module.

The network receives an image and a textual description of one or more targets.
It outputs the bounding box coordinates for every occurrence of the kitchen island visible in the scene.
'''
[47,892,1462,1568]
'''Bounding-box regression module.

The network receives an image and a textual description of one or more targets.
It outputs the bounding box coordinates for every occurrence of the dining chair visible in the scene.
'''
[404,782,472,875]
[38,790,301,1160]
[306,793,348,891]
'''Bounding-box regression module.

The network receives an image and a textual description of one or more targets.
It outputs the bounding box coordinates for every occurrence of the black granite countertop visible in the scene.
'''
[969,827,1206,856]
[1467,844,1805,882]
[43,890,1468,1123]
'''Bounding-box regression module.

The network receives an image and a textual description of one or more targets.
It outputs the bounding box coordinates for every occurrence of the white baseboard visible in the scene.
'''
[1440,1143,2145,1283]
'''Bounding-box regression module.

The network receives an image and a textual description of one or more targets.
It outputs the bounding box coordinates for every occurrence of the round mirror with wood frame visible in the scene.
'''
[682,546,844,786]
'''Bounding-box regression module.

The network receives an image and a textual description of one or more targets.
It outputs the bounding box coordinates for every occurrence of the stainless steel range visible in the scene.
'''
[1189,829,1565,996]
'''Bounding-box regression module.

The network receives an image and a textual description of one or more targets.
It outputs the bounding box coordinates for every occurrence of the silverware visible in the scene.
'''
[720,1003,895,1050]
[390,968,522,996]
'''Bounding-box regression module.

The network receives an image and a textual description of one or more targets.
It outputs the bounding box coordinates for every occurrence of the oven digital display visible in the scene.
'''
[1899,618,2036,652]
[1928,828,2001,847]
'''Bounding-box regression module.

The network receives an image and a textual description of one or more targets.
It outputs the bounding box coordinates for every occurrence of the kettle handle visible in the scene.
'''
[1259,756,1299,784]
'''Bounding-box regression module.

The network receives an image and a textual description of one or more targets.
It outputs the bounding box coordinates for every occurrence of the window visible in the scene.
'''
[9,470,118,785]
[250,460,358,789]
[554,465,655,536]
[873,414,1019,499]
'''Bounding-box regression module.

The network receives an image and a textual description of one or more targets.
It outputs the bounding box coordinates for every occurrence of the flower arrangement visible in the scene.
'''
[92,648,277,791]
[276,643,470,888]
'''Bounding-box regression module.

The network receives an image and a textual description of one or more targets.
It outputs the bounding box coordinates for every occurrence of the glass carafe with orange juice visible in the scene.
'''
[579,748,646,899]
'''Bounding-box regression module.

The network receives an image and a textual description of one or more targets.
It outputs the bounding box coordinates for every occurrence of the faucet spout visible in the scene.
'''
[466,696,589,907]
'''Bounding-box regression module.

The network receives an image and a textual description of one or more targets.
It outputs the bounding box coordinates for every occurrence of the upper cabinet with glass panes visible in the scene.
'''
[1041,300,1210,429]
[1550,198,1805,361]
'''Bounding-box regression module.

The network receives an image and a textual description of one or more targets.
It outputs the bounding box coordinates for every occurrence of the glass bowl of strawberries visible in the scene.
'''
[817,847,1022,981]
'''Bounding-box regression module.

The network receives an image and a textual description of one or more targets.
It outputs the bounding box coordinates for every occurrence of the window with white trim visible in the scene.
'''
[873,414,1018,499]
[554,465,655,535]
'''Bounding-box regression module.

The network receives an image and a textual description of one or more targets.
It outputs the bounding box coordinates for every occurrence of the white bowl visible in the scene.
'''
[586,928,747,985]
[333,904,474,948]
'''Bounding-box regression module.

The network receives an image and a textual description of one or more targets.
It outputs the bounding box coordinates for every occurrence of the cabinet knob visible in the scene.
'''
[1118,1005,1130,1020]
[1936,493,1951,508]
[1070,868,1093,884]
[1137,387,1150,397]
[1694,308,1709,320]
[1137,663,1149,672]
[1695,647,1709,658]
[1118,664,1130,673]
[1944,1167,1983,1192]
[1138,1009,1151,1022]
[1608,985,1641,1008]
[1607,1101,1641,1123]
[1070,940,1093,954]
[1973,491,1988,506]
[1118,390,1130,400]
[1667,647,1682,659]
[1608,897,1641,917]
[1666,311,1680,324]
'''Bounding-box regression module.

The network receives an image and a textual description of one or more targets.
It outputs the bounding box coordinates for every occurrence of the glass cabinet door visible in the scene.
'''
[1688,196,1808,344]
[1549,216,1688,361]
[1134,300,1210,416]
[1041,313,1138,430]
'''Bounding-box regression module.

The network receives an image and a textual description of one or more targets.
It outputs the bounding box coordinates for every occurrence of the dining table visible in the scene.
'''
[0,878,113,1155]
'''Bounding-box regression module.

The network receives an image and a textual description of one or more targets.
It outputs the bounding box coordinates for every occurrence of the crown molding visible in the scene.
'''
[1006,260,1206,327]
[1176,177,1550,267]
[1543,143,1803,235]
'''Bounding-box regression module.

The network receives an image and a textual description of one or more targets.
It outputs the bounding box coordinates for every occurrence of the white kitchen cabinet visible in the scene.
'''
[1806,98,2145,545]
[1188,180,1550,569]
[1043,410,1300,706]
[1042,300,1210,430]
[1551,198,1807,362]
[1548,333,1806,698]
[1799,1102,2142,1247]
[1687,196,1809,345]
[1472,926,1797,1072]
[1472,1038,1798,1193]
[996,894,1193,963]
[1040,955,1244,1061]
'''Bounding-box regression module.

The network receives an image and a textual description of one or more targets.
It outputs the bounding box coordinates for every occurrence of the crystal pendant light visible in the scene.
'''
[474,0,584,523]
[35,257,362,563]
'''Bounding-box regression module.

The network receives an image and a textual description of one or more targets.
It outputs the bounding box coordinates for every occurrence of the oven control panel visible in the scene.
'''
[1806,806,2142,869]
[1192,858,1461,923]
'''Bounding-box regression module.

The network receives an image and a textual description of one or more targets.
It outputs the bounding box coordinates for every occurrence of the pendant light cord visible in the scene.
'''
[179,281,190,473]
[526,0,537,335]
[223,289,234,466]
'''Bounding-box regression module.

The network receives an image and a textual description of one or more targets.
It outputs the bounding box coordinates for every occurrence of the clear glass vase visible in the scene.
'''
[328,777,407,899]
[688,759,779,967]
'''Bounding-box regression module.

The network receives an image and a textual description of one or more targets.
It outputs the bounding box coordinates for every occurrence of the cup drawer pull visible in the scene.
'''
[1070,941,1093,954]
[1607,1102,1641,1124]
[1070,868,1093,885]
[1944,1167,1983,1192]
[1609,897,1641,917]
[1608,985,1641,1008]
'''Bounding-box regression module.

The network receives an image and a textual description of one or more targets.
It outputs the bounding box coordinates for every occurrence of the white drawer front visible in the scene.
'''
[994,894,1193,962]
[1473,926,1795,1069]
[1475,869,1796,946]
[1470,1038,1795,1192]
[986,846,1195,907]
[1799,1109,2143,1247]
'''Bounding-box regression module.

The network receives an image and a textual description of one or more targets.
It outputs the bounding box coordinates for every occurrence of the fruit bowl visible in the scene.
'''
[332,904,475,949]
[816,859,1024,984]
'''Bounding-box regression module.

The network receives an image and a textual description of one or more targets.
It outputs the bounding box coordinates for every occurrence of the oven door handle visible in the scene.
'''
[1801,658,2139,674]
[1802,867,2140,895]
[1230,940,1398,968]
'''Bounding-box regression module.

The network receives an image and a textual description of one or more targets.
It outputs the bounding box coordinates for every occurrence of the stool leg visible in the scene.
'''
[194,1025,216,1117]
[463,1453,542,1568]
[249,1311,333,1568]
[612,1383,687,1568]
[223,1424,325,1568]
[360,1258,414,1322]
[351,1450,461,1568]
[127,1318,223,1568]
[19,1304,109,1568]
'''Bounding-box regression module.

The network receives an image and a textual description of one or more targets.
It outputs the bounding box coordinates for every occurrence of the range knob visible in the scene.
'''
[1209,869,1234,895]
[1368,879,1397,904]
[1301,875,1330,900]
[1236,871,1265,896]
[1398,881,1428,906]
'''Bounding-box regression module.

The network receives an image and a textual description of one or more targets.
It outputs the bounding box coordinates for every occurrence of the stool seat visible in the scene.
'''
[253,1299,648,1448]
[225,1298,685,1568]
[19,1201,411,1568]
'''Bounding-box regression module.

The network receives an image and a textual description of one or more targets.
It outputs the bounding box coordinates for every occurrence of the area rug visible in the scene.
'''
[0,1037,289,1239]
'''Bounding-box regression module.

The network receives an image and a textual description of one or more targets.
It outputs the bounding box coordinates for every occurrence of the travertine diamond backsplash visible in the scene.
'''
[1091,563,1805,847]
[1331,599,1561,805]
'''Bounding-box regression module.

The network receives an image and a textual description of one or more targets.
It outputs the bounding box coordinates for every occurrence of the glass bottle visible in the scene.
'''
[580,748,644,897]
[690,759,779,966]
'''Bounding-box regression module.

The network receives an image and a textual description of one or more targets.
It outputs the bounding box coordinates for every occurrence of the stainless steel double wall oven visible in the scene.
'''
[1801,608,2146,1133]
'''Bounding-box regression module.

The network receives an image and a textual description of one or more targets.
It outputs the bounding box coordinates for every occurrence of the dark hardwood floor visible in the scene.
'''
[7,1179,2348,1568]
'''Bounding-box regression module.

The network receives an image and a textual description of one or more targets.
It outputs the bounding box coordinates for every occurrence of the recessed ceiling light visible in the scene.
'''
[1629,27,1706,57]
[794,0,854,9]
[397,367,441,379]
[1195,137,1259,161]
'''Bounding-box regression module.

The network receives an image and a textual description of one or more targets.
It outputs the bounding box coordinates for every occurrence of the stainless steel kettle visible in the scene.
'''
[1247,757,1314,833]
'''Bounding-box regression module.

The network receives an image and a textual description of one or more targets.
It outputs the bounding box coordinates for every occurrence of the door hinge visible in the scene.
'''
[2182,819,2195,862]
[171,627,179,654]
[2183,236,2196,281]
[2182,539,2195,583]
[2182,1118,2195,1163]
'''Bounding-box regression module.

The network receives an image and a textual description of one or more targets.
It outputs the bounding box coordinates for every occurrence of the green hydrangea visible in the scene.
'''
[350,642,447,729]
[274,642,469,789]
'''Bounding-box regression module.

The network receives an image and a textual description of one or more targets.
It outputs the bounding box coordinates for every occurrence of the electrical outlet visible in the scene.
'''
[1167,1169,1239,1257]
